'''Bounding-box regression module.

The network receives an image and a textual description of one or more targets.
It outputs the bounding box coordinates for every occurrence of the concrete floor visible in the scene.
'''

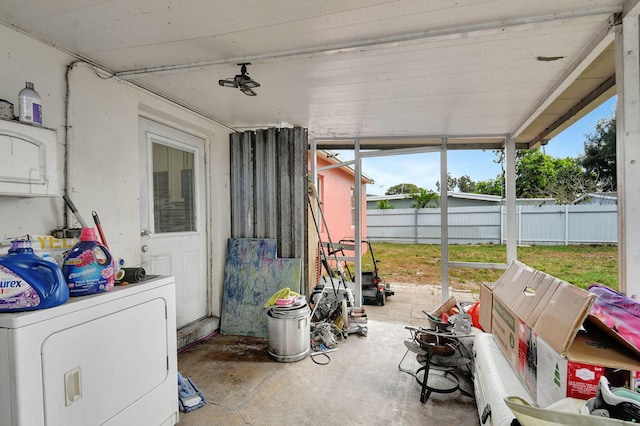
[177,284,481,426]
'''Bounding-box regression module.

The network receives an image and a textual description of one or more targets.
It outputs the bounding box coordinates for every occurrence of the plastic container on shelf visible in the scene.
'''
[0,239,69,312]
[18,81,42,125]
[62,227,115,296]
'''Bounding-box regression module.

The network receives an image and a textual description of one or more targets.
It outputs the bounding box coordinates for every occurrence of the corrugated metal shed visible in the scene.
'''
[230,127,309,285]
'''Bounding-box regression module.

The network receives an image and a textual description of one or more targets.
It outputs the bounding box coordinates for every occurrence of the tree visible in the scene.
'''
[544,158,602,204]
[376,199,394,209]
[457,175,477,193]
[386,183,420,195]
[473,149,602,203]
[465,112,616,202]
[580,116,616,191]
[475,176,504,196]
[411,188,439,209]
[516,150,558,198]
[435,173,457,192]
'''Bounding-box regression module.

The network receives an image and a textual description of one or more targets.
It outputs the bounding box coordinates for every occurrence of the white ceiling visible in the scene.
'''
[0,0,626,148]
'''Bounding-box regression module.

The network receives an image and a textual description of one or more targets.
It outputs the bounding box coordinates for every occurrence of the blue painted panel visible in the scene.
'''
[221,238,301,337]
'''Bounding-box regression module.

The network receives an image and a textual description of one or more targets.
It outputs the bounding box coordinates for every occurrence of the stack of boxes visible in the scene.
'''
[480,260,640,407]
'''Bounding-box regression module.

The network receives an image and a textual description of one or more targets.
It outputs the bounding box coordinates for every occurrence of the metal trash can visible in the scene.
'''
[266,300,310,362]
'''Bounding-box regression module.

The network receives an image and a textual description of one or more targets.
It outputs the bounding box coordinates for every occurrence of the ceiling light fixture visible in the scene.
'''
[218,63,260,96]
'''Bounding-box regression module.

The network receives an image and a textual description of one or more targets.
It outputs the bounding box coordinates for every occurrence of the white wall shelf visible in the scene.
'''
[0,119,58,197]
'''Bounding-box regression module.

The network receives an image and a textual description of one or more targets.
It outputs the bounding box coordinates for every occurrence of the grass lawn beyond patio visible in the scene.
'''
[363,243,618,292]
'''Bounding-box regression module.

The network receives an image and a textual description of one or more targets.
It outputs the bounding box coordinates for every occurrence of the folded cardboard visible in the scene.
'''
[586,313,640,359]
[491,260,640,406]
[479,282,494,332]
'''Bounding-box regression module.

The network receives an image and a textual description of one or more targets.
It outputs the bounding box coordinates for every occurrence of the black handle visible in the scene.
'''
[63,195,79,213]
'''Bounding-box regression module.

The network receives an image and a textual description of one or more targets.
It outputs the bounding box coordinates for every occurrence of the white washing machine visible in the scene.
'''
[0,275,178,426]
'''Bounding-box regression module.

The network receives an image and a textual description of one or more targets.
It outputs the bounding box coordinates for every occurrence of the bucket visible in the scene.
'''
[267,300,310,362]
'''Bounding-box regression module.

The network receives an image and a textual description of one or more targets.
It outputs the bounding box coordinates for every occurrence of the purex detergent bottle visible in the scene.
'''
[0,239,69,312]
[63,227,115,296]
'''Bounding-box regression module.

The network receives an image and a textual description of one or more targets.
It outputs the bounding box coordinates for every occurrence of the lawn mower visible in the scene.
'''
[336,238,394,306]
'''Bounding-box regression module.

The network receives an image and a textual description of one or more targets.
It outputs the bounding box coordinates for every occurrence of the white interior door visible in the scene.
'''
[139,117,207,327]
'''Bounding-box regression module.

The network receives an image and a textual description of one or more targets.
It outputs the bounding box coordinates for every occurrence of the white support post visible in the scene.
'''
[505,137,517,264]
[565,204,569,246]
[440,138,449,302]
[616,13,640,298]
[500,204,504,244]
[517,206,522,245]
[354,138,363,307]
[414,209,419,244]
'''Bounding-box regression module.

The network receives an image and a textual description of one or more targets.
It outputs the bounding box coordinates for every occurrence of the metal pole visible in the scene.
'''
[440,138,449,302]
[354,138,363,308]
[505,137,517,264]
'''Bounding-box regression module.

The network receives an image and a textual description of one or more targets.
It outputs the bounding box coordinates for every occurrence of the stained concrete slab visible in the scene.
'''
[177,284,481,425]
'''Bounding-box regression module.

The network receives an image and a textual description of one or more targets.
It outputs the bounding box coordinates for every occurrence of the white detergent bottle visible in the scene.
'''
[18,81,42,125]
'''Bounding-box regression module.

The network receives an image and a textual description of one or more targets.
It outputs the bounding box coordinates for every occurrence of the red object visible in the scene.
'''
[440,312,449,323]
[466,301,482,330]
[92,211,109,249]
[566,362,604,400]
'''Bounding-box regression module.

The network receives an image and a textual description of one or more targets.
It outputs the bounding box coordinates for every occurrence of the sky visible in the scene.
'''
[337,96,617,196]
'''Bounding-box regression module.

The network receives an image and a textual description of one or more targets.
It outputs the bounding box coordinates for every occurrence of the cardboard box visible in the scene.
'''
[491,260,640,406]
[518,323,538,400]
[491,293,519,367]
[491,261,544,371]
[479,282,494,332]
[537,330,638,407]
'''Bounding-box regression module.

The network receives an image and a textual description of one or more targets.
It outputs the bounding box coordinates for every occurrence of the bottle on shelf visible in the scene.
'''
[18,81,42,125]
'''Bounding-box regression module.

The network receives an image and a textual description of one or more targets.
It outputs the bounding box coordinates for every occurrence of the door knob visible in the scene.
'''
[141,245,149,252]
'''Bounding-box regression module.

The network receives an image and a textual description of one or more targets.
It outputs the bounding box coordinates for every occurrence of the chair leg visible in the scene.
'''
[397,348,415,375]
[419,355,432,403]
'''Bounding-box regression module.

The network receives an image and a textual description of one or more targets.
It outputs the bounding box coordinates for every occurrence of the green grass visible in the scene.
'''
[365,243,618,291]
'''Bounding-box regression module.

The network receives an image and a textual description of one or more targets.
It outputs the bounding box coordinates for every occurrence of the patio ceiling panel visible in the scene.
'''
[0,0,625,143]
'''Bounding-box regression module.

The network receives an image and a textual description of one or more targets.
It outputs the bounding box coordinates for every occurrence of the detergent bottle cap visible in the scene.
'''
[10,239,32,249]
[79,227,97,241]
[8,239,33,253]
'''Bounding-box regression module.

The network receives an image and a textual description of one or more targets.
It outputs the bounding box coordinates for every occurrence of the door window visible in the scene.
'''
[152,142,196,233]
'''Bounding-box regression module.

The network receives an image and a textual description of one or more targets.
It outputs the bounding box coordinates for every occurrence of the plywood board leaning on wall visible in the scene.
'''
[220,238,301,338]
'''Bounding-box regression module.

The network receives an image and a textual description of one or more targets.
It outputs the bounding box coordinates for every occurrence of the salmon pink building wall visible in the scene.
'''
[310,153,369,245]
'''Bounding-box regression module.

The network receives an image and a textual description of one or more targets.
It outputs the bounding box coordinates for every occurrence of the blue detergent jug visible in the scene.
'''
[0,239,69,312]
[63,227,115,296]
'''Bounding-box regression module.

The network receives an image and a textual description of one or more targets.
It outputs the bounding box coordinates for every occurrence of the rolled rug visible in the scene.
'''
[122,267,146,283]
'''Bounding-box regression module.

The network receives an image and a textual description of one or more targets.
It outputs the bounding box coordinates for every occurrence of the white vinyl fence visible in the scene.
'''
[367,204,617,245]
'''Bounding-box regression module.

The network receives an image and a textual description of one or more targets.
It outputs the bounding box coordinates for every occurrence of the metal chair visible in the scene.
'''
[398,326,473,403]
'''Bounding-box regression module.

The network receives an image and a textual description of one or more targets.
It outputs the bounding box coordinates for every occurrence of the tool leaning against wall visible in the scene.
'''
[62,195,145,286]
[307,181,368,366]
